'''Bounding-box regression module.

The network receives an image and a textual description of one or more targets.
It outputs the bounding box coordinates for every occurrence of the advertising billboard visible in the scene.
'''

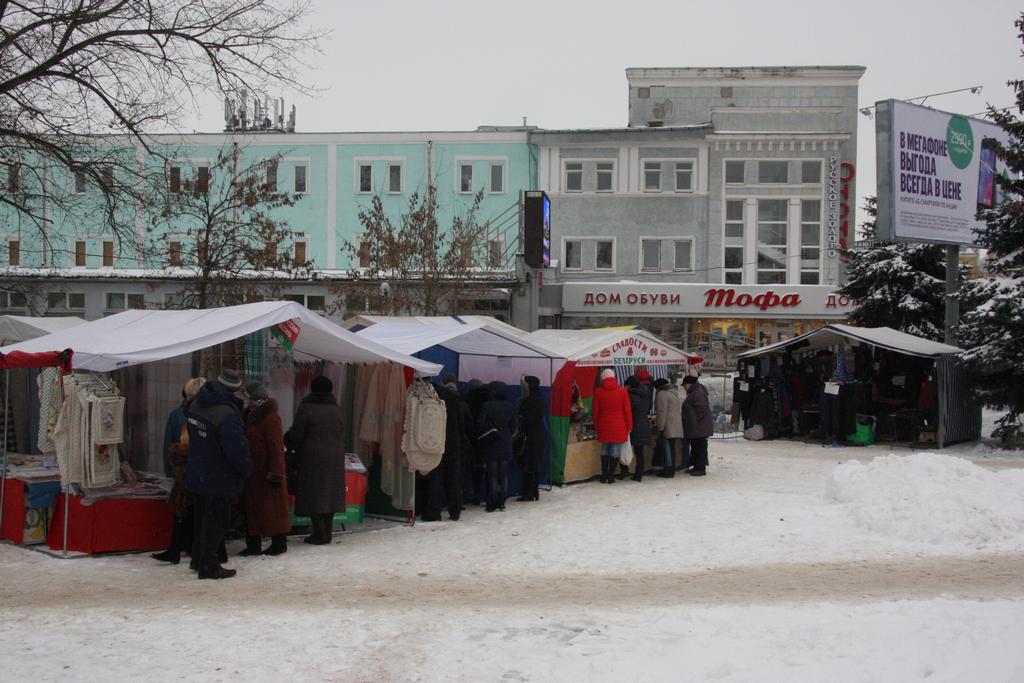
[876,99,1008,246]
[523,191,551,268]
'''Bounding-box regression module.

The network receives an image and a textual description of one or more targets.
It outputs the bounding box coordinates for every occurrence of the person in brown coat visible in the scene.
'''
[239,382,291,556]
[152,377,206,565]
[285,375,346,545]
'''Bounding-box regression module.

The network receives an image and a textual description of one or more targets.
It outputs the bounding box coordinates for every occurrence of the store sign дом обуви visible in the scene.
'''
[562,283,857,318]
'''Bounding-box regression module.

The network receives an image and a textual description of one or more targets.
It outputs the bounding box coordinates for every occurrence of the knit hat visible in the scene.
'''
[311,375,333,394]
[653,378,670,390]
[217,368,242,390]
[600,369,615,381]
[467,378,484,392]
[243,381,268,401]
[635,368,651,383]
[441,372,458,387]
[682,375,700,386]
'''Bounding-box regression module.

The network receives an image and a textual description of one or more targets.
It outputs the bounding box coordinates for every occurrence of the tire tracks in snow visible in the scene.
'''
[3,552,1023,610]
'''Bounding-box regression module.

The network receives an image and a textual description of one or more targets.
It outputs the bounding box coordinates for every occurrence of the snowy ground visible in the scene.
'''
[1,435,1023,682]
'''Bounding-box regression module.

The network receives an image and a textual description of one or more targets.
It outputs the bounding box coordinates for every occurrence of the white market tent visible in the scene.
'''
[344,314,527,339]
[523,328,700,370]
[0,301,442,375]
[737,324,978,447]
[738,323,962,359]
[0,315,86,345]
[354,319,560,385]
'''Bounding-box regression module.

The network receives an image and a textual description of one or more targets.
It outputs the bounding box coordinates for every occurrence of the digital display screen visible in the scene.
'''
[977,139,997,209]
[542,193,551,267]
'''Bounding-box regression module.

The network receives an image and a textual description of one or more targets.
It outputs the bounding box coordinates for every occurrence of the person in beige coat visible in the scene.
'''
[653,378,684,478]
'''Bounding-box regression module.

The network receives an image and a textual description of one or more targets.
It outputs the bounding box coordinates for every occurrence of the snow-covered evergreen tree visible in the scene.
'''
[838,197,947,340]
[960,16,1024,442]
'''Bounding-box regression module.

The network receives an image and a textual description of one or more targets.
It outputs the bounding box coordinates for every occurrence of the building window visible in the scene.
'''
[99,165,114,191]
[8,241,19,267]
[596,162,614,192]
[169,166,181,194]
[169,241,182,267]
[673,240,693,271]
[724,200,745,284]
[196,241,208,265]
[7,163,20,194]
[358,164,372,193]
[102,241,114,267]
[725,161,745,184]
[641,238,661,271]
[487,237,505,268]
[490,163,504,193]
[265,160,278,191]
[643,161,662,192]
[72,167,87,194]
[595,240,614,271]
[294,240,307,265]
[74,241,86,267]
[563,239,582,270]
[801,160,822,184]
[47,292,85,312]
[756,199,788,284]
[800,200,822,284]
[674,161,694,192]
[358,239,371,268]
[284,294,326,312]
[105,292,144,312]
[459,163,473,193]
[564,162,583,192]
[388,164,402,193]
[293,164,307,194]
[0,291,27,312]
[196,165,210,194]
[758,161,789,184]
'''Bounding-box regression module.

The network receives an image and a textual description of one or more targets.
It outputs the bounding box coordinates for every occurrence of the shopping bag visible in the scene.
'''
[619,440,634,467]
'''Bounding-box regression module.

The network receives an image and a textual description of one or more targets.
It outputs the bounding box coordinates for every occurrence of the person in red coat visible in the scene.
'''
[239,382,291,556]
[591,368,632,484]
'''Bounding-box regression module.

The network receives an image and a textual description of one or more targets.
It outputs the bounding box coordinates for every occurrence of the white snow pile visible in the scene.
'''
[825,452,1024,549]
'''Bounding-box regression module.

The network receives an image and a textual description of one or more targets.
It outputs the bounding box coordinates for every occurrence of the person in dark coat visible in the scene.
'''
[681,375,713,477]
[476,381,516,512]
[239,382,291,556]
[515,375,546,502]
[152,377,206,565]
[285,375,346,545]
[619,368,653,479]
[465,378,491,506]
[161,389,188,477]
[422,373,471,521]
[625,375,652,482]
[186,369,252,580]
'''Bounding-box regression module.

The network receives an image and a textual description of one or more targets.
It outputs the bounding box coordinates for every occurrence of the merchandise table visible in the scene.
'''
[46,492,173,554]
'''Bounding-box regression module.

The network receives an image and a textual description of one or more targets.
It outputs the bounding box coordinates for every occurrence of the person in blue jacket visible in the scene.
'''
[186,369,253,580]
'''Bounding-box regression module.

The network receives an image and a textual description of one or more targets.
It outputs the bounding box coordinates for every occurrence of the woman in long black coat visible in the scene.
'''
[625,375,652,482]
[476,381,516,512]
[285,375,345,545]
[516,375,546,502]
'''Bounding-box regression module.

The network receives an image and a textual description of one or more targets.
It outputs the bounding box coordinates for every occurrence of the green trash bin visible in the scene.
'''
[847,415,876,446]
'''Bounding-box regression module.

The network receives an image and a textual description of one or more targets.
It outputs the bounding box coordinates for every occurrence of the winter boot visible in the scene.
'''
[319,514,334,544]
[197,564,237,580]
[217,542,228,564]
[263,534,288,556]
[238,535,263,557]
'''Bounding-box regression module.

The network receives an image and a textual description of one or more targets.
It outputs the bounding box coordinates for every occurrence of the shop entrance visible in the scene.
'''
[756,321,793,347]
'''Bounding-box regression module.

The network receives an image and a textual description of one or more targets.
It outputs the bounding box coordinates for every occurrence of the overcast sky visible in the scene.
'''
[186,0,1022,225]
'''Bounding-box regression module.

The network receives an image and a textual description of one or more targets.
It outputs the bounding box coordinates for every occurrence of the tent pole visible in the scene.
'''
[62,485,69,559]
[0,369,9,534]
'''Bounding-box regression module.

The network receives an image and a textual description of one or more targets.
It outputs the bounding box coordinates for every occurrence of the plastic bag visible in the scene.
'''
[619,440,634,467]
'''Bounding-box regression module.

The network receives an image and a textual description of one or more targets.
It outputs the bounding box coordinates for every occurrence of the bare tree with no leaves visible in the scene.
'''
[338,186,504,316]
[148,145,309,309]
[0,0,323,249]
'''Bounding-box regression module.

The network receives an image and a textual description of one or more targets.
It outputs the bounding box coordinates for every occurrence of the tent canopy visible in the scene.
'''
[0,315,85,344]
[355,319,560,385]
[523,328,699,367]
[343,314,527,338]
[738,324,963,360]
[0,301,442,375]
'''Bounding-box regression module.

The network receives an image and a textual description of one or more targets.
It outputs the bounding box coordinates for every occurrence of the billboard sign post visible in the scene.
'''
[875,99,1007,246]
